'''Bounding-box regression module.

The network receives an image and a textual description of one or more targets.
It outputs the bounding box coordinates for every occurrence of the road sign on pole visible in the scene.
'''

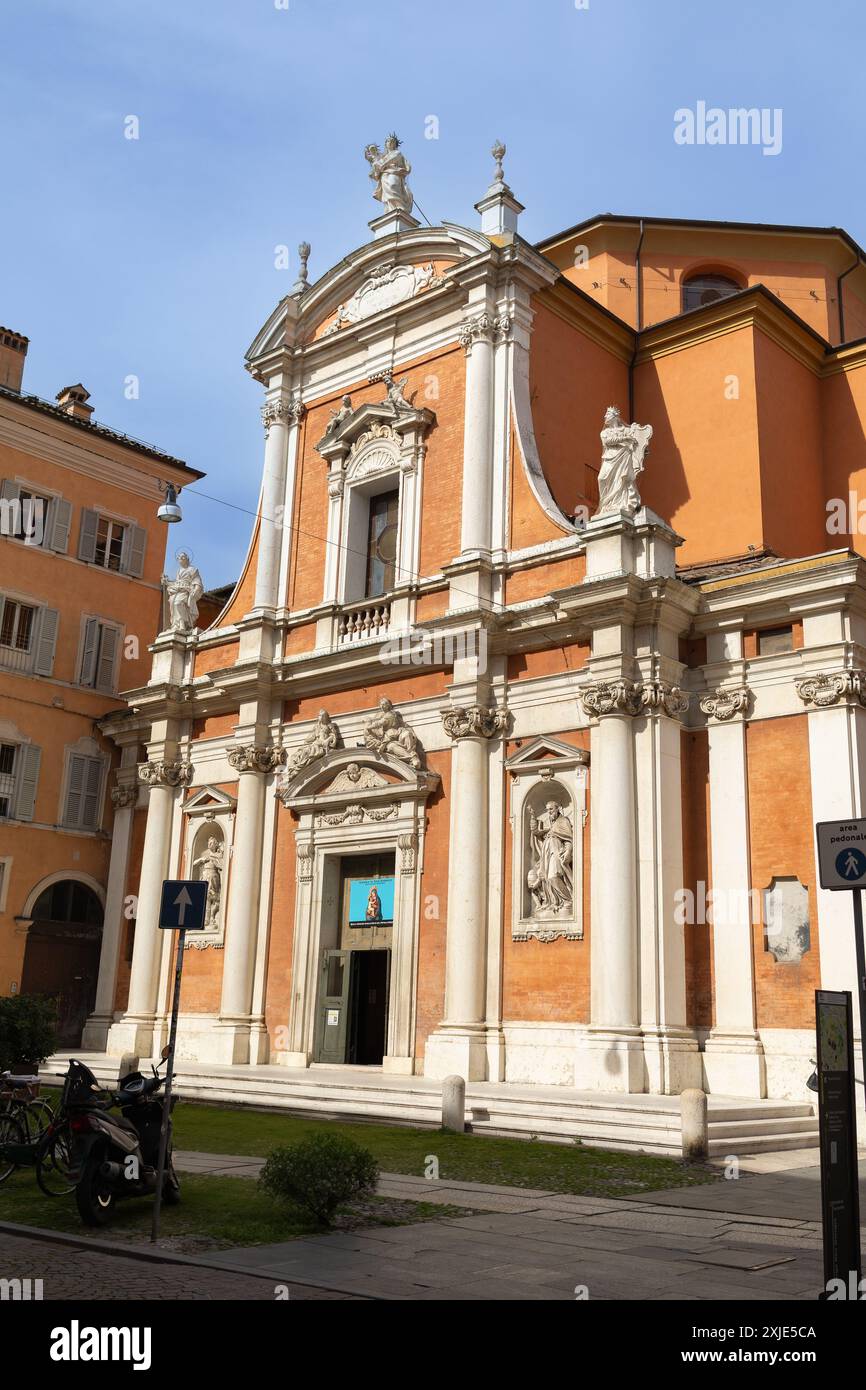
[158,878,208,932]
[150,879,207,1244]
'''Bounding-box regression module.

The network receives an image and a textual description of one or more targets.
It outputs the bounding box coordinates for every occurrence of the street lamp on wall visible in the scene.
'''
[157,481,182,524]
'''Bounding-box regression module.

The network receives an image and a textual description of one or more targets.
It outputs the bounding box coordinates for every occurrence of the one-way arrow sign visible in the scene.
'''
[159,879,208,931]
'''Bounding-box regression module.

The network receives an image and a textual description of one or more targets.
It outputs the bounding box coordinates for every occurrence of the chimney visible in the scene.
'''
[0,326,29,393]
[55,383,94,422]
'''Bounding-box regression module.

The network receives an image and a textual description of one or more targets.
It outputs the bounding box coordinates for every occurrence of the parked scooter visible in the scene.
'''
[65,1051,180,1227]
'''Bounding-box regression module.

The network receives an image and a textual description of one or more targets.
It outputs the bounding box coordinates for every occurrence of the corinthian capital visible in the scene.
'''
[700,687,751,722]
[441,704,509,740]
[639,681,690,719]
[579,679,643,719]
[111,782,139,809]
[261,399,305,435]
[227,745,287,775]
[457,312,511,354]
[138,760,193,788]
[794,670,866,708]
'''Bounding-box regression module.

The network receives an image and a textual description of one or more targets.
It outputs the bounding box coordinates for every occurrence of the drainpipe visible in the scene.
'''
[837,251,861,345]
[628,219,645,420]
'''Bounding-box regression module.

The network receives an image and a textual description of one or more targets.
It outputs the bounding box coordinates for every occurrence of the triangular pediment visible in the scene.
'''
[183,785,237,815]
[505,736,590,772]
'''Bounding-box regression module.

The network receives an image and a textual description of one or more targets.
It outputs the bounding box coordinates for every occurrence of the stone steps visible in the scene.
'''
[47,1051,819,1158]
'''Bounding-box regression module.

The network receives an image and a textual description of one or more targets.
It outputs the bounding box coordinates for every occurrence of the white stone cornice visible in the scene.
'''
[700,687,752,722]
[794,669,866,708]
[440,704,509,740]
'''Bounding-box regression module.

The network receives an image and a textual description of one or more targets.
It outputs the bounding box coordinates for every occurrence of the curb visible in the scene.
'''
[0,1219,377,1299]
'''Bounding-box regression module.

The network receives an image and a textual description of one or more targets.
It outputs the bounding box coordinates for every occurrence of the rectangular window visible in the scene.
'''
[63,754,104,831]
[15,490,49,546]
[0,599,35,651]
[79,618,120,692]
[757,626,793,656]
[364,489,399,598]
[94,516,126,571]
[0,743,15,819]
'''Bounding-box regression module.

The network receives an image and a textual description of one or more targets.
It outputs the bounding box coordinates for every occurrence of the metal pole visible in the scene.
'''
[150,927,185,1244]
[853,890,866,1104]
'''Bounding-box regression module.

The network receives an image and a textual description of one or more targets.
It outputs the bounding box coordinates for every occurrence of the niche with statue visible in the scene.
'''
[181,786,236,949]
[506,737,588,943]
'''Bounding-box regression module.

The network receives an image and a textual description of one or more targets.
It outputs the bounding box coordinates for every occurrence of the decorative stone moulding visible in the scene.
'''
[323,260,446,336]
[227,745,287,775]
[440,704,510,740]
[762,876,810,964]
[505,736,589,944]
[699,687,752,722]
[137,760,193,788]
[638,681,690,718]
[794,669,866,708]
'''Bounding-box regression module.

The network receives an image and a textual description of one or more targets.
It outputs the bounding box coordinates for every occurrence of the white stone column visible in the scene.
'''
[106,756,191,1058]
[702,692,766,1097]
[424,703,508,1080]
[214,744,279,1064]
[578,680,644,1090]
[635,683,702,1093]
[254,399,292,611]
[82,776,137,1050]
[459,314,495,557]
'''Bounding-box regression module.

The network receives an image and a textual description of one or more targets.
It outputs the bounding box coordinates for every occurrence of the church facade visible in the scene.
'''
[85,141,866,1106]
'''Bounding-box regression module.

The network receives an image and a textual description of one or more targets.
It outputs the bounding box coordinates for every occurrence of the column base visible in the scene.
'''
[485,1027,506,1083]
[574,1028,646,1092]
[198,1020,253,1066]
[382,1055,415,1076]
[248,1021,271,1066]
[105,1015,157,1059]
[641,1027,703,1094]
[423,1026,488,1081]
[703,1030,767,1098]
[275,1051,311,1069]
[81,1013,115,1051]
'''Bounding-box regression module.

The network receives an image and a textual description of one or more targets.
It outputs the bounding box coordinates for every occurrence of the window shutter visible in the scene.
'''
[0,479,20,535]
[49,497,73,553]
[79,617,99,687]
[122,524,146,578]
[82,757,103,830]
[64,753,86,827]
[78,508,99,562]
[14,744,41,822]
[95,623,119,692]
[32,607,59,676]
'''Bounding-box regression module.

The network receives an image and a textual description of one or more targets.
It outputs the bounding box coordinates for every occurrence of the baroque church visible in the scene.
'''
[82,138,866,1120]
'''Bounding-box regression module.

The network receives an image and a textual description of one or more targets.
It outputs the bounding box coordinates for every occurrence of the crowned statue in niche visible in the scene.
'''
[527,798,574,918]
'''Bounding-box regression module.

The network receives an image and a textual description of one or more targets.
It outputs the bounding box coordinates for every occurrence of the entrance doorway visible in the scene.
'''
[313,852,394,1065]
[20,879,104,1046]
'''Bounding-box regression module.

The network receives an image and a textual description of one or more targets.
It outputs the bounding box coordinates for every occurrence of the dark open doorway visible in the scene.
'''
[348,949,389,1065]
[20,880,103,1046]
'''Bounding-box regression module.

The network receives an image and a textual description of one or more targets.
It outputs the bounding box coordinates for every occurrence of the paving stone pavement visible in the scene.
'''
[0,1229,356,1300]
[171,1149,844,1301]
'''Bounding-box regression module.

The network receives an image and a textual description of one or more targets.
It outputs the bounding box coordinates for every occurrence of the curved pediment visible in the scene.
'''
[276,747,439,810]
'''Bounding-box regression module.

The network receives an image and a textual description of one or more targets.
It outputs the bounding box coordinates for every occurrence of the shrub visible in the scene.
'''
[0,994,58,1072]
[259,1132,379,1226]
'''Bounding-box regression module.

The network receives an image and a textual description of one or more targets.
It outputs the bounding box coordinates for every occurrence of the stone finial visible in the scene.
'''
[475,138,524,238]
[491,140,506,185]
[292,241,311,296]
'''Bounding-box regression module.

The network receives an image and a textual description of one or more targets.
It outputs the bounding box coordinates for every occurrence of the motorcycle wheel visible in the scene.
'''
[75,1154,116,1227]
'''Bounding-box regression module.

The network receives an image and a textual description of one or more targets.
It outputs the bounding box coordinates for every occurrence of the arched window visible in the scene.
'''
[31,879,103,927]
[682,273,742,313]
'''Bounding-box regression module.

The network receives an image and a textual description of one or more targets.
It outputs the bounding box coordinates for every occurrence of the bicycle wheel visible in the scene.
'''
[0,1113,25,1185]
[22,1099,54,1143]
[36,1122,76,1197]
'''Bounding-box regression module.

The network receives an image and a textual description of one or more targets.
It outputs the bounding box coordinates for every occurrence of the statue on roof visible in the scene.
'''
[594,406,653,517]
[365,134,413,215]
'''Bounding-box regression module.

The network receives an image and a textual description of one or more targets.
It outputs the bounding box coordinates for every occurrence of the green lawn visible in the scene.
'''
[0,1168,462,1248]
[173,1103,719,1198]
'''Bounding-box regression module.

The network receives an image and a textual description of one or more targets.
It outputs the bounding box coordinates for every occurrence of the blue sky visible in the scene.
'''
[2,0,864,586]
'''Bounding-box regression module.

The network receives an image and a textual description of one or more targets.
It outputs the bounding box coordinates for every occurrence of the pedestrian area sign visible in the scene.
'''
[816,820,866,890]
[158,879,208,931]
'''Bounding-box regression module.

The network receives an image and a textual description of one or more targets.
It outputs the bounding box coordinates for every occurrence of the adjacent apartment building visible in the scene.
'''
[0,326,200,1043]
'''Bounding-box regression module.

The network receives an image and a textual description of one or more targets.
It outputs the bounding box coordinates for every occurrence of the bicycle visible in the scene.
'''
[0,1069,75,1195]
[0,1072,55,1143]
